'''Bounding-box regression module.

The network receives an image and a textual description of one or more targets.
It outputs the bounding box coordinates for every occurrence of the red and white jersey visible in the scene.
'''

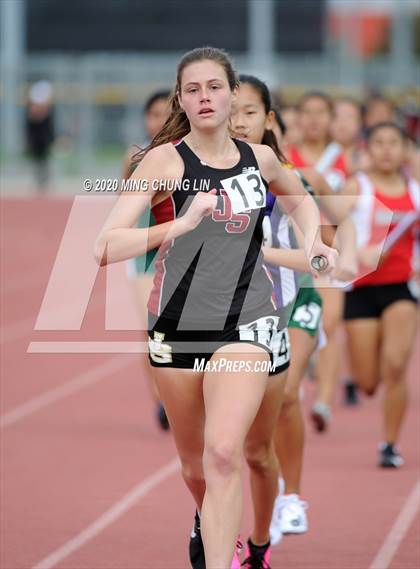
[351,172,419,287]
[288,143,349,192]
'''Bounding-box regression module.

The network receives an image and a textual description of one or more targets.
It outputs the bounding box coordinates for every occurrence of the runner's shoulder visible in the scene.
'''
[248,143,281,178]
[131,143,184,179]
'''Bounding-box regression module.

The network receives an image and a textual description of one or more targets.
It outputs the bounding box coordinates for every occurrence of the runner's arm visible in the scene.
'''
[262,246,310,272]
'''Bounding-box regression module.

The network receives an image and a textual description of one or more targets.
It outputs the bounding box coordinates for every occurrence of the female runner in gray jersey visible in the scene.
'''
[95,47,337,569]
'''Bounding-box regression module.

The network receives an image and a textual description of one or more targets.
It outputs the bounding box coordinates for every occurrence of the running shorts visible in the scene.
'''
[288,286,323,337]
[148,312,290,376]
[344,282,417,320]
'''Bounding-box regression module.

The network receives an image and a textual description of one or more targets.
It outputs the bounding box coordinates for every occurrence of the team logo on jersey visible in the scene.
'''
[154,331,165,342]
[212,191,250,233]
[149,331,172,364]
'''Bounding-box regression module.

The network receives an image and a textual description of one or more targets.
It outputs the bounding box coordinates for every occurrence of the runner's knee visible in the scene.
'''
[382,350,407,383]
[203,439,242,479]
[180,456,204,486]
[282,387,300,408]
[244,439,274,473]
[356,375,379,396]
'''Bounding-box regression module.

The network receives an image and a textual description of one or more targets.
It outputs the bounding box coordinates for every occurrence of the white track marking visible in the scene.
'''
[32,458,180,569]
[369,479,420,569]
[0,355,133,429]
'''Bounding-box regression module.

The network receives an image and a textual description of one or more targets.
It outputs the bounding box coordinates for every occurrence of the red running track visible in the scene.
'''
[1,197,419,569]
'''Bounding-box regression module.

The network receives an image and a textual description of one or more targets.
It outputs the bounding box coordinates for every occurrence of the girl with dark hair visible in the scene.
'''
[288,91,351,432]
[343,122,418,468]
[95,47,337,569]
[232,75,356,546]
[331,97,369,176]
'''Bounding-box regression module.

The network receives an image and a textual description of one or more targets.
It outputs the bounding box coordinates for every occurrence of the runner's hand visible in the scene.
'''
[181,189,218,231]
[306,238,338,278]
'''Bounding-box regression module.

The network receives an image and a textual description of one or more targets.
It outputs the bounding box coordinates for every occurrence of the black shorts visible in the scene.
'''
[148,312,290,376]
[344,282,418,321]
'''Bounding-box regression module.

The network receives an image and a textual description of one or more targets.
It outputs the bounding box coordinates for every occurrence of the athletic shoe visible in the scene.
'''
[241,539,271,568]
[378,443,404,468]
[189,511,242,569]
[310,401,331,432]
[189,511,205,569]
[343,379,359,406]
[156,403,170,431]
[277,494,308,535]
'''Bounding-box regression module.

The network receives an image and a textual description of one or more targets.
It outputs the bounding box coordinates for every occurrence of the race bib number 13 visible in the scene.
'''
[221,170,266,214]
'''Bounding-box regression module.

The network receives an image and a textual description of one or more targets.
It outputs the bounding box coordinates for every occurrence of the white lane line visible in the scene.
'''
[32,457,180,569]
[0,355,133,429]
[369,478,420,569]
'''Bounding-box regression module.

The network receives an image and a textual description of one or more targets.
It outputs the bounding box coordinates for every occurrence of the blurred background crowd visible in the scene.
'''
[1,0,419,194]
